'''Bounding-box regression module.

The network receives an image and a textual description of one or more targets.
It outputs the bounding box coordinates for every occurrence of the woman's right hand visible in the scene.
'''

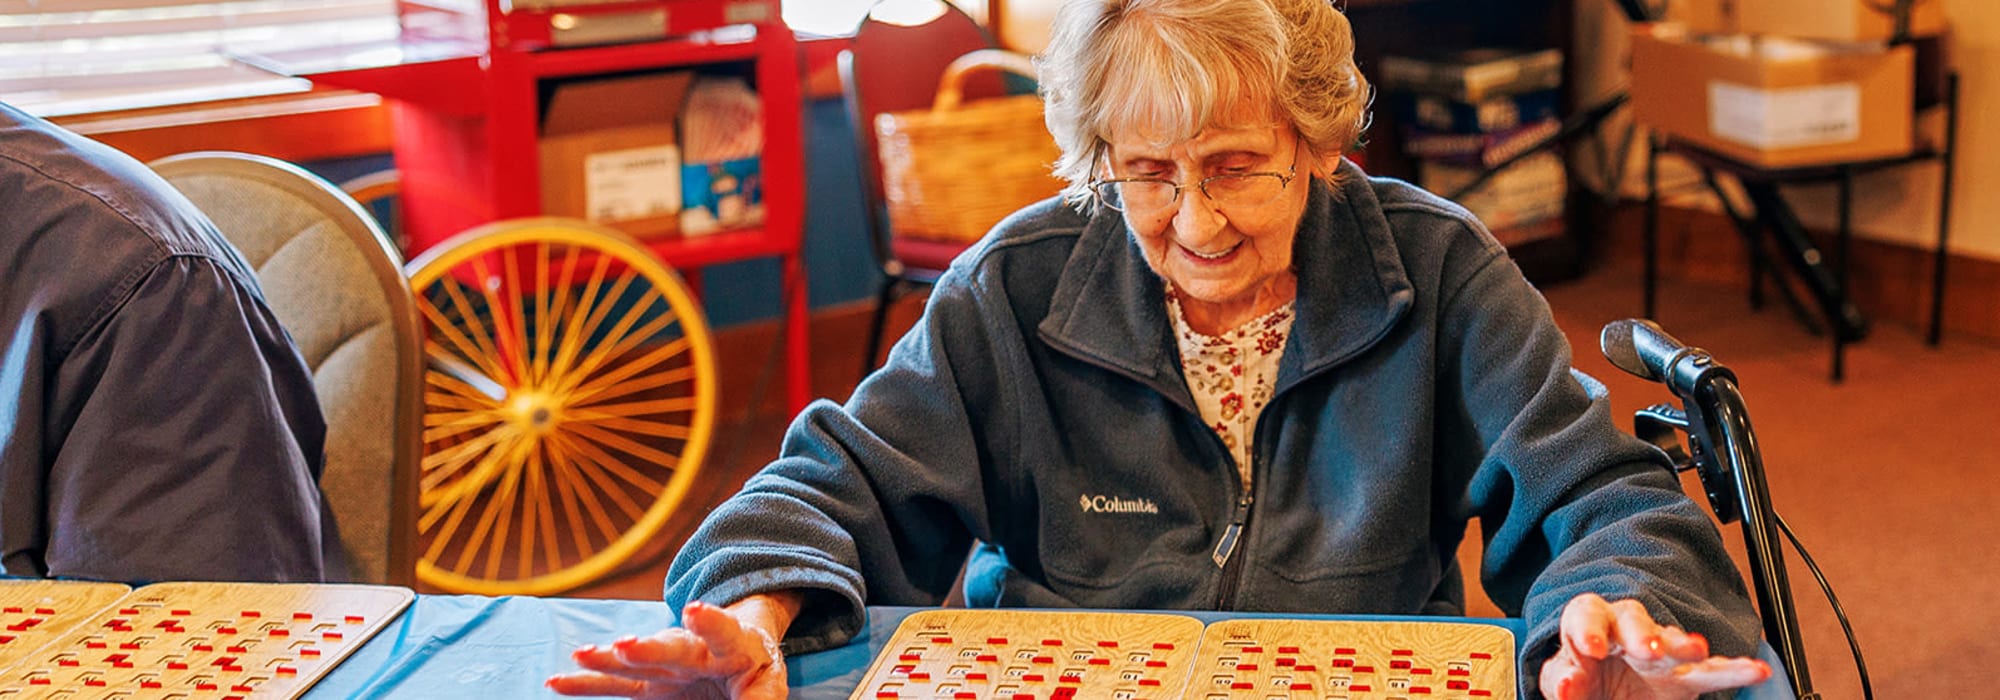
[547,595,799,699]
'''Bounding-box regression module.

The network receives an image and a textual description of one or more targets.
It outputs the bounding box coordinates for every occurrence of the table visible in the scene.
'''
[308,598,1798,699]
[1641,73,1961,382]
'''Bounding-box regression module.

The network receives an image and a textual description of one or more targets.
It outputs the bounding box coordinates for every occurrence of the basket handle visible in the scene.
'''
[933,49,1040,111]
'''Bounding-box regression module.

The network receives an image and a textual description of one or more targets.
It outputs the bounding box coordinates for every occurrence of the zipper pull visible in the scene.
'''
[1210,495,1254,568]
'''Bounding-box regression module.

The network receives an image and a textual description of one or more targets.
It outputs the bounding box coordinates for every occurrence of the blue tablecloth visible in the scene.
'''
[308,597,1798,699]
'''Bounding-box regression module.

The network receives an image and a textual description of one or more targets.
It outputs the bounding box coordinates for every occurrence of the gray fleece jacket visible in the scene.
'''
[665,159,1759,695]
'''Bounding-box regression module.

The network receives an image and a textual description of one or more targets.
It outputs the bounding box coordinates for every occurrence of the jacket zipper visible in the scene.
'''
[1212,487,1255,608]
[1213,392,1283,610]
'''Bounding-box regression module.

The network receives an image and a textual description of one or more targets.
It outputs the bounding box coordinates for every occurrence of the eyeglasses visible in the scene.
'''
[1088,151,1299,214]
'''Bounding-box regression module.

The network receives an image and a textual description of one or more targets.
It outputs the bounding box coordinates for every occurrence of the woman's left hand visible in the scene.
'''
[1538,592,1773,700]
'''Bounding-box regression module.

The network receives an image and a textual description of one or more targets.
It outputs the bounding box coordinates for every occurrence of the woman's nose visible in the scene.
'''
[1171,187,1228,243]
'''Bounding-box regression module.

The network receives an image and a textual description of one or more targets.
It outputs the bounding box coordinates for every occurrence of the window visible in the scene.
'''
[784,0,986,38]
[0,0,398,117]
[2,0,988,118]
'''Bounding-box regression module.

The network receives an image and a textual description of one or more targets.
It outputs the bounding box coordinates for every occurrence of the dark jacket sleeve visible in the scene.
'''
[42,255,339,584]
[1436,245,1761,694]
[664,265,1008,654]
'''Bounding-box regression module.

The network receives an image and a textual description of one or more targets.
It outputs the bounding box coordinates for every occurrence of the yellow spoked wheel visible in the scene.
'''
[405,218,717,596]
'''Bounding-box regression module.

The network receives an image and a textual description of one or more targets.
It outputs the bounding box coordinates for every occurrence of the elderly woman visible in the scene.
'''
[550,0,1772,698]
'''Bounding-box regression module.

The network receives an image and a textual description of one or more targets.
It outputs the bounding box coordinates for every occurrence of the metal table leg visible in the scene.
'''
[1645,137,1661,320]
[1930,72,1961,346]
[1833,167,1853,382]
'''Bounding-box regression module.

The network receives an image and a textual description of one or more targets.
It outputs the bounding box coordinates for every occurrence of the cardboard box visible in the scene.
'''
[540,71,696,239]
[680,156,763,236]
[1629,26,1914,169]
[1420,150,1568,231]
[1662,0,1945,41]
[1391,89,1560,135]
[1735,0,1945,42]
[1377,48,1563,103]
[1403,117,1561,169]
[677,76,765,236]
[1660,0,1734,35]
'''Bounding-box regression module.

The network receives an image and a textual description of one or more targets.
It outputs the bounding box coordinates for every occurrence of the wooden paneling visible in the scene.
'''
[1605,203,2000,343]
[49,90,391,164]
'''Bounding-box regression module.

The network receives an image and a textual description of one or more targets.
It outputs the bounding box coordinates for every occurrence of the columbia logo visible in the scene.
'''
[1078,494,1159,514]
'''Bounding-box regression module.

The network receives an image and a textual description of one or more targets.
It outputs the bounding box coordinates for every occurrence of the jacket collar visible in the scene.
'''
[1038,158,1414,393]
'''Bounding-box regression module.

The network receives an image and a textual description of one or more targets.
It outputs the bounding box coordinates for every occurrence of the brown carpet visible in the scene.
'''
[1540,256,2000,700]
[571,247,2000,700]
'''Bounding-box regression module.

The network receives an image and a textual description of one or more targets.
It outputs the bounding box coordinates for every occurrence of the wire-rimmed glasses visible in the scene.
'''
[1089,158,1298,214]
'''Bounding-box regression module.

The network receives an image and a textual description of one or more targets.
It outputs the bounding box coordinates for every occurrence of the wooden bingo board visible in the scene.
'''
[1190,618,1515,699]
[0,581,413,699]
[851,609,1208,700]
[0,581,134,672]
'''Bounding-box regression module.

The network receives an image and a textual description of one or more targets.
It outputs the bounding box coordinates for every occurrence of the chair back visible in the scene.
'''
[149,152,422,586]
[840,0,1007,267]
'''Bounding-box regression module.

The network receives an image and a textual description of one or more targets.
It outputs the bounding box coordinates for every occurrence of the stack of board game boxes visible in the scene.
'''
[1378,48,1569,251]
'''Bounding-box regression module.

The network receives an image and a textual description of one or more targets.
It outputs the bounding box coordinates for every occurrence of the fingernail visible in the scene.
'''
[1588,634,1607,655]
[1647,636,1663,655]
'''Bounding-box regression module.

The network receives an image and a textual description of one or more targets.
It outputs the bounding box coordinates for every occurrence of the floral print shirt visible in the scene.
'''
[1167,291,1296,489]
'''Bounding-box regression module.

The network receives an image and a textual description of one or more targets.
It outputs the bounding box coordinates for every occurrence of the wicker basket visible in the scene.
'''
[875,50,1065,243]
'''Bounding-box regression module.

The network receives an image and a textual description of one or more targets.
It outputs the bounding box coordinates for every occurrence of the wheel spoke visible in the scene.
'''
[434,276,512,385]
[544,435,603,561]
[554,283,667,395]
[558,423,672,492]
[574,415,693,441]
[425,365,504,405]
[530,241,555,387]
[420,427,513,501]
[470,254,527,387]
[565,365,696,408]
[567,397,701,420]
[566,337,690,405]
[425,390,498,413]
[450,436,533,576]
[477,441,528,581]
[550,429,652,521]
[422,413,505,444]
[548,432,636,545]
[417,296,511,386]
[419,430,519,560]
[524,442,561,578]
[545,260,633,389]
[568,418,684,474]
[422,407,500,429]
[423,421,505,447]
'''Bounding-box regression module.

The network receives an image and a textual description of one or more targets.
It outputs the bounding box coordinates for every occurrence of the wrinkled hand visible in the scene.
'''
[1538,593,1772,700]
[547,600,788,699]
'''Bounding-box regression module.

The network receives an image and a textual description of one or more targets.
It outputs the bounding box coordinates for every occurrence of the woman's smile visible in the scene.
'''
[1181,240,1243,262]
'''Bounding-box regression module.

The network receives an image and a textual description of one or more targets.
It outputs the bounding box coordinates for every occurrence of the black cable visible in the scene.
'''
[1774,510,1874,700]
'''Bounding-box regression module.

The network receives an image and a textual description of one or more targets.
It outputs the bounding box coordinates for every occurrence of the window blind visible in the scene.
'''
[786,0,986,38]
[0,0,989,118]
[0,0,397,117]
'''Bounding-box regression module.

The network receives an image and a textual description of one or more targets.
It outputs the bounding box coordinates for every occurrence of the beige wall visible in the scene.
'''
[1577,0,2000,262]
[996,0,1057,53]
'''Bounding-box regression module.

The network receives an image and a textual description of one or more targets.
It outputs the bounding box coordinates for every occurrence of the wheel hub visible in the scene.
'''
[506,391,563,435]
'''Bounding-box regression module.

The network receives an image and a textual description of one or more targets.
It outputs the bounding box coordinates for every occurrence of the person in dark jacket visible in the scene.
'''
[0,101,345,583]
[551,1,1771,698]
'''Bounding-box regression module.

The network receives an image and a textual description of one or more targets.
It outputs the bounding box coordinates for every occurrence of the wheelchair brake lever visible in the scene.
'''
[1634,403,1694,472]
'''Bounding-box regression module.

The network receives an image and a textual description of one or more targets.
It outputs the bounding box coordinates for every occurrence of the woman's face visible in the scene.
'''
[1100,123,1309,314]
